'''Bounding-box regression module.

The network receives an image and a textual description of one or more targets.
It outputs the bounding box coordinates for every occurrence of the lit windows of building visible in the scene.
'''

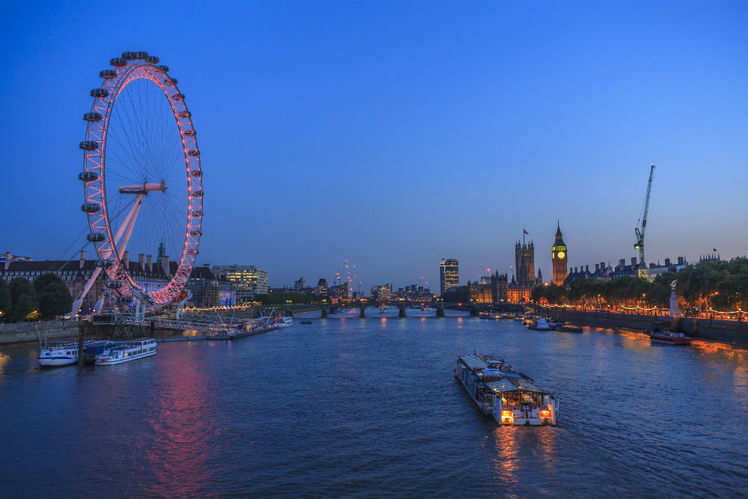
[440,258,459,297]
[212,265,269,299]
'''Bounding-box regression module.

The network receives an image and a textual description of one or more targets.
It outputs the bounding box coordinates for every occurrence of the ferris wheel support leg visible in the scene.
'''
[116,194,145,261]
[70,266,103,316]
[94,292,106,316]
[135,297,146,323]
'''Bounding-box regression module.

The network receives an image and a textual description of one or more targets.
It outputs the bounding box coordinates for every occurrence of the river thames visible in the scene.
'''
[1,313,747,497]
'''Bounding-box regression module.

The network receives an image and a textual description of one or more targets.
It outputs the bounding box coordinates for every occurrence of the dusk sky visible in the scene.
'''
[2,1,747,290]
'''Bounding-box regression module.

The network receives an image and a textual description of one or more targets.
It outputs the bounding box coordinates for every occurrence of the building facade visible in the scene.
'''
[1,250,233,311]
[212,265,268,301]
[440,258,459,297]
[514,240,535,285]
[551,222,568,286]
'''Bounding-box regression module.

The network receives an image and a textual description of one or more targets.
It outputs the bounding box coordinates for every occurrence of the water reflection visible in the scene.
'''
[617,329,651,352]
[0,352,9,374]
[490,426,558,490]
[144,348,216,496]
[492,427,520,486]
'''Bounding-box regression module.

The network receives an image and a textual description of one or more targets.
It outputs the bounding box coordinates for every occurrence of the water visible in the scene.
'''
[1,316,747,497]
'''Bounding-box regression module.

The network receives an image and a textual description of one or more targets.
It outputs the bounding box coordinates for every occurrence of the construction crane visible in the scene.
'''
[634,164,655,279]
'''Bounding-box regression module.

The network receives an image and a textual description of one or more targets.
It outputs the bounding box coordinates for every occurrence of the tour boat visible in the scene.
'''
[455,354,558,425]
[557,323,583,333]
[648,328,693,346]
[38,342,80,367]
[275,316,293,328]
[95,339,157,365]
[38,340,113,367]
[528,318,552,331]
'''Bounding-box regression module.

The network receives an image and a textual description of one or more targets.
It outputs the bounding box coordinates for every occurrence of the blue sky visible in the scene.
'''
[1,1,747,289]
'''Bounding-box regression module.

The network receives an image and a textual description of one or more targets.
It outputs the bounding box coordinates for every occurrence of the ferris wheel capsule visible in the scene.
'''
[110,57,126,67]
[158,65,169,73]
[83,112,102,122]
[87,232,106,242]
[122,51,137,60]
[91,88,109,98]
[79,140,98,151]
[145,55,160,64]
[78,171,99,182]
[135,51,148,59]
[100,69,116,79]
[81,203,100,213]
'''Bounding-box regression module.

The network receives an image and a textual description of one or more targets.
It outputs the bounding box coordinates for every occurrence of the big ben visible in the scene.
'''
[551,222,568,286]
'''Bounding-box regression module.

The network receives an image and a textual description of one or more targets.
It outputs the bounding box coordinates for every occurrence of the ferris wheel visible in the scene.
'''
[72,51,203,317]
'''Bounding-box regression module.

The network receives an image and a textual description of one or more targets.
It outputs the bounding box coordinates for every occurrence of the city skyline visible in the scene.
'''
[2,2,747,289]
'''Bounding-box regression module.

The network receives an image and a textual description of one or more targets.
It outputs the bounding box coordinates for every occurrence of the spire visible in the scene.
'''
[554,221,565,245]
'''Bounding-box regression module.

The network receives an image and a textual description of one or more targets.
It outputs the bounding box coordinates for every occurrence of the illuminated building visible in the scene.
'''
[212,265,269,300]
[551,222,568,286]
[0,250,232,310]
[371,283,392,301]
[314,278,328,297]
[514,235,535,286]
[440,258,459,297]
[508,231,535,303]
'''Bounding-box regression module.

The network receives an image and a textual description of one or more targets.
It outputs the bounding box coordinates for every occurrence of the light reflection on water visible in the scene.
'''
[0,318,747,496]
[144,346,217,497]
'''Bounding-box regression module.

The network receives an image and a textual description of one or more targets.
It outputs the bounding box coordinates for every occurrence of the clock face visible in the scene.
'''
[557,251,566,260]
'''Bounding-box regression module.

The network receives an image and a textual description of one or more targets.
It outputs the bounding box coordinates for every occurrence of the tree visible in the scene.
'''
[9,278,37,321]
[0,279,10,318]
[33,273,61,296]
[35,275,73,319]
[13,294,36,321]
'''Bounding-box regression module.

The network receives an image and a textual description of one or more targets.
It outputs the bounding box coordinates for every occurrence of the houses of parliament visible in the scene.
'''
[507,224,568,303]
[449,224,570,304]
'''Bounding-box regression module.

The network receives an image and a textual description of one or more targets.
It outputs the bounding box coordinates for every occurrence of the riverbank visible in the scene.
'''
[0,321,80,344]
[546,308,748,345]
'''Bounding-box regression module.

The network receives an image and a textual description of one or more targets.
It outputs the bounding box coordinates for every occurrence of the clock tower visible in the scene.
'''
[551,222,568,286]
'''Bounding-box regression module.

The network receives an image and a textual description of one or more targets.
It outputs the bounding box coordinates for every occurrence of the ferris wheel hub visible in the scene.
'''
[119,181,168,194]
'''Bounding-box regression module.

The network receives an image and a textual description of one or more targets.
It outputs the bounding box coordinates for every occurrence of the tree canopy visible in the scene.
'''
[532,258,748,311]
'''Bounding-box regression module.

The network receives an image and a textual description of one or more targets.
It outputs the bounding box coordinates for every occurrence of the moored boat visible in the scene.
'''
[39,340,114,367]
[528,318,552,331]
[95,338,157,365]
[275,316,293,328]
[648,327,692,345]
[557,323,583,333]
[38,342,80,367]
[455,354,558,425]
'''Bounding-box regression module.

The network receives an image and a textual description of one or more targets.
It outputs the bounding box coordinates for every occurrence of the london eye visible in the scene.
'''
[73,51,203,317]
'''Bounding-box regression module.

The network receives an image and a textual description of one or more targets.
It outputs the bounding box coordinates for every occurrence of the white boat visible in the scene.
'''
[528,318,552,331]
[95,338,157,365]
[38,340,112,367]
[276,316,293,328]
[38,342,80,367]
[455,354,558,426]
